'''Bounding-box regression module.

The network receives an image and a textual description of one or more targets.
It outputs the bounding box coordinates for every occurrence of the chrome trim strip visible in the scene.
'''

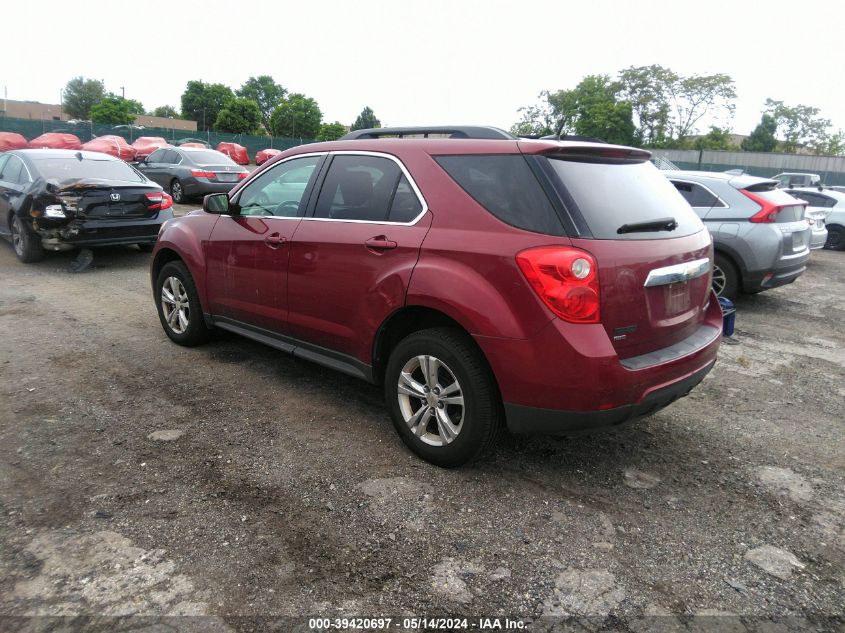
[643,257,711,287]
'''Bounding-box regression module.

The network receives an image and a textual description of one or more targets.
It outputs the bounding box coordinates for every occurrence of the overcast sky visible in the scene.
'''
[5,0,844,136]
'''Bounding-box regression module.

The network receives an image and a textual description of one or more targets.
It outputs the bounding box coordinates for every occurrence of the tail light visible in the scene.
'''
[742,189,806,223]
[516,246,600,323]
[146,192,173,210]
[191,169,216,179]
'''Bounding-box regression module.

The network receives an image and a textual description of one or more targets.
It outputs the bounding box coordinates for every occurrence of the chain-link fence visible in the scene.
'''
[0,116,318,162]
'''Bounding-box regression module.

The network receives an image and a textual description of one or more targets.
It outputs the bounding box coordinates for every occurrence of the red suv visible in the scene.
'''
[151,126,722,466]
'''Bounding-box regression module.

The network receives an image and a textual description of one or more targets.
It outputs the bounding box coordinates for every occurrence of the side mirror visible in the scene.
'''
[203,193,233,215]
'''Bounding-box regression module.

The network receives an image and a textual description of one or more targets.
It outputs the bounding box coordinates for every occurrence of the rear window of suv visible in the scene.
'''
[547,158,704,239]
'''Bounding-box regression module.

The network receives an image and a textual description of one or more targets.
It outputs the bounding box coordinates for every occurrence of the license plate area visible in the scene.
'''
[664,281,691,316]
[218,173,238,182]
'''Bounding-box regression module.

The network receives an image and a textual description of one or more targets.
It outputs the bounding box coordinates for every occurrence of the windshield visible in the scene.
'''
[547,157,704,239]
[32,157,145,183]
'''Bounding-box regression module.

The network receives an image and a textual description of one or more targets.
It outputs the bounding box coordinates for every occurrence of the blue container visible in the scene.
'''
[718,297,736,336]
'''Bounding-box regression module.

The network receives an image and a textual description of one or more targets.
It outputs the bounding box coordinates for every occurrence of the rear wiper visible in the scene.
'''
[617,217,677,234]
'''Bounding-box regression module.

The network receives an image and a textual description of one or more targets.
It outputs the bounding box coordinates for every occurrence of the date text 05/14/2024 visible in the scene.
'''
[308,617,527,630]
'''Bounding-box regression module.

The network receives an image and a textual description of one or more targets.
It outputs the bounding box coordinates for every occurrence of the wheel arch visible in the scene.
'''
[371,305,498,388]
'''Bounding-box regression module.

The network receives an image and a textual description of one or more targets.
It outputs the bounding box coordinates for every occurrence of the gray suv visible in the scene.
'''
[665,171,810,299]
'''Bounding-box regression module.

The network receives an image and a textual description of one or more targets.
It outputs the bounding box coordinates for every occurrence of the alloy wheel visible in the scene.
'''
[712,264,727,297]
[171,181,183,203]
[11,216,23,256]
[161,276,190,334]
[397,355,465,447]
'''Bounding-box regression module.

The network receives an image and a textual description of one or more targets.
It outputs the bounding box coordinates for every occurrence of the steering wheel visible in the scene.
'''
[274,200,301,216]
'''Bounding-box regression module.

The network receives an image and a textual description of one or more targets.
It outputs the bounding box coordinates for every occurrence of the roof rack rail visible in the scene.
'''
[340,126,516,140]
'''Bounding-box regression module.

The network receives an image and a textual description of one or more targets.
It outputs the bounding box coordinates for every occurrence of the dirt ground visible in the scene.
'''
[0,216,843,632]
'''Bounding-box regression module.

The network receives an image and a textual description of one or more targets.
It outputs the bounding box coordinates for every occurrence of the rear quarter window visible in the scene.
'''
[435,155,564,235]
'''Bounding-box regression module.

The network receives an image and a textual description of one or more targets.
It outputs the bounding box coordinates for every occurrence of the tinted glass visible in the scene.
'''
[314,155,402,222]
[0,156,25,184]
[435,155,563,235]
[237,155,321,217]
[32,157,145,183]
[0,155,8,176]
[389,175,423,222]
[788,191,836,208]
[147,149,166,163]
[671,181,723,208]
[548,158,703,239]
[185,150,234,166]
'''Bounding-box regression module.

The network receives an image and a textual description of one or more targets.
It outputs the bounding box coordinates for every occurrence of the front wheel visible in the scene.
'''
[824,225,845,251]
[155,261,211,346]
[10,214,45,263]
[384,328,503,467]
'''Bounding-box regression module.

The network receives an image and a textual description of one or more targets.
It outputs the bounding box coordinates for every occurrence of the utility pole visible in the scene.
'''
[120,86,125,99]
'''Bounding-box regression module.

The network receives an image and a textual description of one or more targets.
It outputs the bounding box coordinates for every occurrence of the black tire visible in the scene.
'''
[154,260,211,346]
[824,225,845,251]
[9,214,45,263]
[170,179,186,204]
[384,327,504,467]
[713,252,739,299]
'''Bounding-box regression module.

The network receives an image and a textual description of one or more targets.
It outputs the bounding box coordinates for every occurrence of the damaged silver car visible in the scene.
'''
[0,149,173,263]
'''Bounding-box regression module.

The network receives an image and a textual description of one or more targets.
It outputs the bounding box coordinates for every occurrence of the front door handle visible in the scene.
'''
[264,232,286,248]
[365,235,397,251]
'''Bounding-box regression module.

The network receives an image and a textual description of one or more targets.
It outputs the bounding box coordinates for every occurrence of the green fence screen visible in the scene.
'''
[0,116,318,162]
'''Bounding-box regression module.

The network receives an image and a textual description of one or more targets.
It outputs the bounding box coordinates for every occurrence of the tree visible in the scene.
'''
[317,122,348,141]
[692,127,736,151]
[124,98,145,115]
[764,98,833,154]
[616,65,675,146]
[668,73,737,141]
[236,75,286,132]
[89,94,135,125]
[510,76,634,145]
[180,81,235,131]
[152,105,179,118]
[350,106,381,131]
[63,76,105,119]
[741,114,778,152]
[214,98,262,134]
[269,93,322,139]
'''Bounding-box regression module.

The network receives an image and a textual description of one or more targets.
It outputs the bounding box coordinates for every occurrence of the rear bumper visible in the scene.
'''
[809,228,828,250]
[743,257,807,291]
[475,294,723,434]
[38,210,172,249]
[505,360,715,434]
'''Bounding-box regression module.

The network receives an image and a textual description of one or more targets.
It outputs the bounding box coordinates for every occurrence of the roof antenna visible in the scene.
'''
[554,118,566,141]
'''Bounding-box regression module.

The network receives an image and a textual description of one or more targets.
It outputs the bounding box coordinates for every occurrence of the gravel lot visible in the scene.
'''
[0,220,843,632]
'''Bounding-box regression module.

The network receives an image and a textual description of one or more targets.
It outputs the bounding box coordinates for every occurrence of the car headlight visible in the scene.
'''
[44,204,66,218]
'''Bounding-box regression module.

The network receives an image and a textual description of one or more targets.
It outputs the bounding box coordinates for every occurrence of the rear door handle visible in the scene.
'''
[264,232,286,248]
[365,235,397,251]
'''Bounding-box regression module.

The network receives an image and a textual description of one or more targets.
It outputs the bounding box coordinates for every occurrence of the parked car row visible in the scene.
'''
[1,131,282,167]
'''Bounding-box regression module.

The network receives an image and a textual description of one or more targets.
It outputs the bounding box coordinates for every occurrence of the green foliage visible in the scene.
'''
[765,98,834,154]
[152,105,179,118]
[269,93,322,139]
[63,76,105,119]
[236,75,286,132]
[350,106,381,131]
[317,122,348,141]
[616,65,674,146]
[124,99,145,115]
[89,94,136,125]
[692,127,736,151]
[180,81,235,131]
[741,114,778,152]
[214,98,262,134]
[510,76,635,145]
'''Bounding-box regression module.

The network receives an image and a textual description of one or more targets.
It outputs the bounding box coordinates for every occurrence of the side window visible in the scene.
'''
[237,155,321,217]
[314,155,403,222]
[671,181,722,208]
[162,150,180,164]
[0,155,9,178]
[1,156,25,185]
[147,149,165,163]
[389,175,423,222]
[435,155,563,235]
